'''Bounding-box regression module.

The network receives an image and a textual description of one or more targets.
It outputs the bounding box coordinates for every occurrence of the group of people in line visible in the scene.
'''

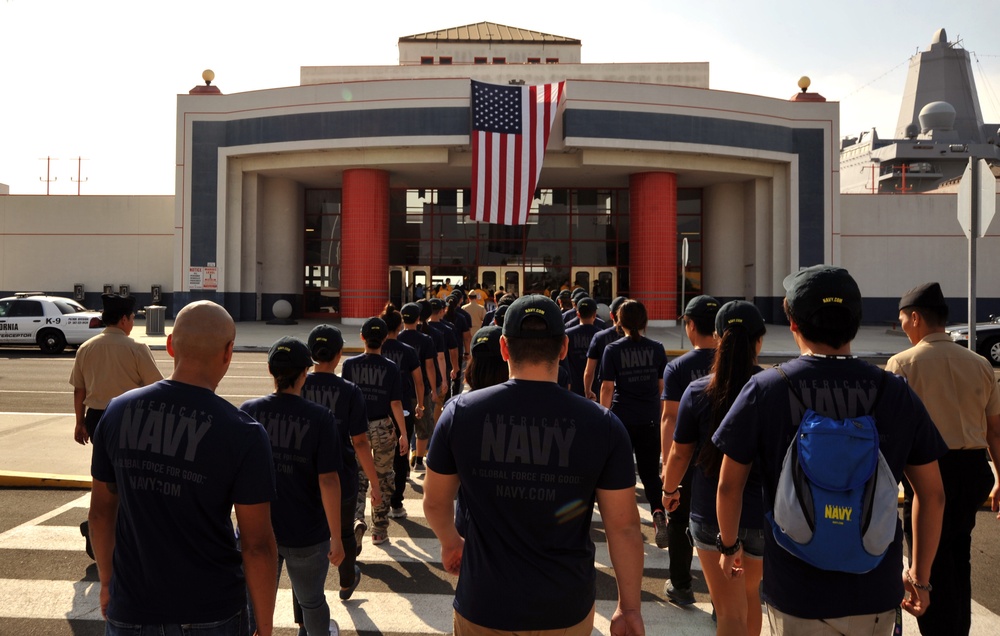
[72,265,1000,636]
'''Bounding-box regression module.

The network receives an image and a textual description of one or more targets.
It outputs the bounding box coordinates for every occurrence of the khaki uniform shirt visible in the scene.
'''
[462,301,487,330]
[69,327,163,410]
[886,332,1000,449]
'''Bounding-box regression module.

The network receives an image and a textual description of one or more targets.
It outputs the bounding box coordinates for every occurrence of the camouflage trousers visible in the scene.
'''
[356,416,397,531]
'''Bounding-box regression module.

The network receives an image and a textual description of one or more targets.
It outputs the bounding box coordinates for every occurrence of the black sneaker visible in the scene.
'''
[80,521,94,560]
[652,510,668,549]
[340,565,362,601]
[353,519,367,557]
[665,581,695,606]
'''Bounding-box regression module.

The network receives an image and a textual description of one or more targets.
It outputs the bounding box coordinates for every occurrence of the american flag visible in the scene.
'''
[470,80,565,225]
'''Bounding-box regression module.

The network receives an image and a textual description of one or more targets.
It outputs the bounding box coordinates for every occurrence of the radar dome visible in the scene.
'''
[904,123,920,139]
[918,101,956,133]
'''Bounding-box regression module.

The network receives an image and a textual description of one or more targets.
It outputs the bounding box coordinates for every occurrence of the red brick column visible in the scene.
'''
[629,172,677,321]
[341,168,389,319]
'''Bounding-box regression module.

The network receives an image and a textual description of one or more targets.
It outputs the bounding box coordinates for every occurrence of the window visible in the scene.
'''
[546,57,559,64]
[474,57,487,65]
[10,300,43,317]
[420,56,433,65]
[439,56,452,65]
[492,57,506,64]
[527,57,541,64]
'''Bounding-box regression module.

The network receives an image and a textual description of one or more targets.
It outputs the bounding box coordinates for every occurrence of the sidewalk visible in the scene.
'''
[130,315,913,361]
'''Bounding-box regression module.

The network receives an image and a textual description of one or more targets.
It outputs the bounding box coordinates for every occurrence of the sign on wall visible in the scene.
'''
[188,265,218,290]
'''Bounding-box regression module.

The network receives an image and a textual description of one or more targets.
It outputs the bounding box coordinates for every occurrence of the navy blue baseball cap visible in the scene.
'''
[715,301,765,335]
[783,265,862,321]
[502,295,566,339]
[268,336,313,369]
[307,324,344,359]
[362,317,387,340]
[471,326,503,357]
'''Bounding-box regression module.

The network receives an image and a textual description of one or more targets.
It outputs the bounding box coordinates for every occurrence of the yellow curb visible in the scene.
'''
[0,471,91,490]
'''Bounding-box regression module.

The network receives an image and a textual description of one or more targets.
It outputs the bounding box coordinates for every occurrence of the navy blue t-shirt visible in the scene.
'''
[600,335,668,426]
[91,380,274,625]
[674,373,764,529]
[240,393,343,547]
[301,372,368,502]
[342,352,403,420]
[398,328,436,394]
[429,320,459,374]
[426,379,635,630]
[662,347,715,401]
[422,324,447,386]
[381,338,421,411]
[565,323,600,397]
[712,356,947,619]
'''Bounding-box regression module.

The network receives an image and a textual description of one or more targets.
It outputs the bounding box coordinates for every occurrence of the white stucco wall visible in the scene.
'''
[0,195,173,295]
[840,192,1000,299]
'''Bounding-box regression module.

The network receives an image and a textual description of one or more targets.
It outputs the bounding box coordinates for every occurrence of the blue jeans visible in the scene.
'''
[105,609,248,635]
[689,517,766,559]
[278,539,332,636]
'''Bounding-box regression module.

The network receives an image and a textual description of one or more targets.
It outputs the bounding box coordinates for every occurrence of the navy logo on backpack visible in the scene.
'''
[767,366,899,574]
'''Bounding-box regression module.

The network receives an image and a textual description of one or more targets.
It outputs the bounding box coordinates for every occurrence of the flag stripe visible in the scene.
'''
[470,80,564,225]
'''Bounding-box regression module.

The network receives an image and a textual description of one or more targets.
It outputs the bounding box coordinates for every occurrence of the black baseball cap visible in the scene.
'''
[307,324,344,359]
[400,303,421,322]
[428,298,445,312]
[715,301,765,335]
[899,282,947,312]
[268,336,313,369]
[493,304,509,326]
[683,295,720,320]
[471,326,503,357]
[576,297,598,315]
[502,295,566,339]
[558,289,572,299]
[362,317,387,339]
[783,265,862,321]
[609,296,627,314]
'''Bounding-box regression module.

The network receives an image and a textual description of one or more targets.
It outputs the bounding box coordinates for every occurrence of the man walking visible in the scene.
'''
[71,293,163,557]
[88,301,277,634]
[714,266,947,633]
[424,295,645,635]
[886,282,1000,636]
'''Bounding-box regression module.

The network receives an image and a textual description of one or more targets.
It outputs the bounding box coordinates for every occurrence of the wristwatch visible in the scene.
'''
[715,533,742,556]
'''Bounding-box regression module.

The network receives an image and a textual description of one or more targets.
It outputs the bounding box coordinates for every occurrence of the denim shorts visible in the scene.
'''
[689,517,765,559]
[105,608,248,635]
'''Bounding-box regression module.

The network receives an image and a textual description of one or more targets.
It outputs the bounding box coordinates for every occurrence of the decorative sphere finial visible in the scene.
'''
[202,69,215,86]
[798,76,811,93]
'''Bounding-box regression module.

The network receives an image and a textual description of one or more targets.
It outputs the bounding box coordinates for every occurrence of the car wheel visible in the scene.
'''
[37,329,67,354]
[979,336,1000,367]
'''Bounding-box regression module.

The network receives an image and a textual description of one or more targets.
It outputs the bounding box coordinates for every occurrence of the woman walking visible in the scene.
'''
[662,300,767,636]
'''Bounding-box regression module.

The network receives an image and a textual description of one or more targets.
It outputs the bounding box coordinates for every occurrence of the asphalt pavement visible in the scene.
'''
[0,317,914,489]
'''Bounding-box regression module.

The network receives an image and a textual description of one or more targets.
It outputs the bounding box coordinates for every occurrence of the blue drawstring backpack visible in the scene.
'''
[768,366,899,574]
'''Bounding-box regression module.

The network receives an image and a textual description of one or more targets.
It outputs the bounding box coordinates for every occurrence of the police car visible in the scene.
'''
[0,293,103,353]
[947,315,1000,366]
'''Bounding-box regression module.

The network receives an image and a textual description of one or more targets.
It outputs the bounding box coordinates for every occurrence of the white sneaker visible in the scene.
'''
[329,619,340,636]
[388,506,408,519]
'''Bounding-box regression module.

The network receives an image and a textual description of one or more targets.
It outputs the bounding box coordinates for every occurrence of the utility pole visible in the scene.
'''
[70,157,88,195]
[38,157,57,195]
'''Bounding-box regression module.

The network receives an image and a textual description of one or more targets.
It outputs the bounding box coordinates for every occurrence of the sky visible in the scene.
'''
[1,0,999,195]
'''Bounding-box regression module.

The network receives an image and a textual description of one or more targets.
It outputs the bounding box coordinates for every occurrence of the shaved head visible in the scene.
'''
[170,301,235,362]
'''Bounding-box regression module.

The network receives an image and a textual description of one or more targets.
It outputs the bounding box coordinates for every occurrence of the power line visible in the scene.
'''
[841,56,911,100]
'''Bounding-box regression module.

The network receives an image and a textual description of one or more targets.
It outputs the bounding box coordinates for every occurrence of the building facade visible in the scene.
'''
[172,22,838,324]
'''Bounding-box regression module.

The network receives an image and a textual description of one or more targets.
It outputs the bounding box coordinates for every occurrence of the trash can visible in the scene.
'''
[145,305,165,336]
